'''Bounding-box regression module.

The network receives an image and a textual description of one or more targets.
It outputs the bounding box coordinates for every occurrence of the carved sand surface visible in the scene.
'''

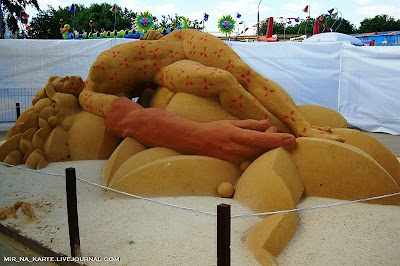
[0,159,399,265]
[1,29,400,265]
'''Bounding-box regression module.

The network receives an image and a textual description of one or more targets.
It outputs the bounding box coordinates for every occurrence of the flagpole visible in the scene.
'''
[73,4,75,39]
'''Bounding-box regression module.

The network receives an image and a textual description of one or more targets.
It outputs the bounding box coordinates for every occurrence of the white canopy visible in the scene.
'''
[303,32,362,46]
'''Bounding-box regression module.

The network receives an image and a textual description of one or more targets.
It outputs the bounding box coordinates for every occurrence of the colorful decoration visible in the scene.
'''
[135,11,154,32]
[218,15,235,35]
[60,24,72,39]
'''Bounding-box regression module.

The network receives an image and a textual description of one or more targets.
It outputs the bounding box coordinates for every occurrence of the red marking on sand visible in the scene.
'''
[119,58,129,68]
[186,75,193,86]
[98,103,105,115]
[210,68,223,76]
[152,61,163,72]
[196,65,207,71]
[199,35,210,42]
[200,47,208,57]
[137,64,148,76]
[135,43,146,49]
[93,61,105,71]
[231,94,244,108]
[109,72,120,83]
[177,68,185,78]
[263,86,275,97]
[173,30,183,39]
[189,45,196,55]
[186,36,195,45]
[203,77,214,90]
[86,101,93,111]
[84,80,90,88]
[133,51,144,61]
[169,50,180,58]
[213,49,224,59]
[240,70,252,83]
[264,114,268,119]
[320,131,329,135]
[169,76,175,87]
[303,127,307,133]
[108,51,120,58]
[283,110,296,122]
[225,59,235,71]
[158,73,164,83]
[148,48,159,58]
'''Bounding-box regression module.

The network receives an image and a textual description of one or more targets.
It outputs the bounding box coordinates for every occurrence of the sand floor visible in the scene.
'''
[1,157,399,265]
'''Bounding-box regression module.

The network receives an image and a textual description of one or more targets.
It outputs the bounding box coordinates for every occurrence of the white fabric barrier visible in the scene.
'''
[339,44,400,135]
[0,38,399,134]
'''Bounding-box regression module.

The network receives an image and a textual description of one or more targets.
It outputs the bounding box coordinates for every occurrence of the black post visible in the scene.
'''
[16,102,20,119]
[65,168,81,257]
[217,203,231,266]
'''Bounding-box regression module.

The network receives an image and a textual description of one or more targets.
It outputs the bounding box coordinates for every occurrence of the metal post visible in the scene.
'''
[217,203,230,266]
[66,168,81,257]
[257,0,263,37]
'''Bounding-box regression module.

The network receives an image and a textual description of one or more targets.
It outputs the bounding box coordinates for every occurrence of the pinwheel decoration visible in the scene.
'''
[218,15,235,35]
[135,11,154,32]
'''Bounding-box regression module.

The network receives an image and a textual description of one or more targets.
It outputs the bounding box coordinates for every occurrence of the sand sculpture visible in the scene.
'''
[1,29,399,265]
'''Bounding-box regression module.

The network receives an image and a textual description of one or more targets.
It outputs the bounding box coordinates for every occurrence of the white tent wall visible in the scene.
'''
[339,44,400,135]
[0,39,399,135]
[229,41,343,112]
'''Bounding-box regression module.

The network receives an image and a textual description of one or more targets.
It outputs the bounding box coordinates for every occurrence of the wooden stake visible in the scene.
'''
[65,167,81,257]
[16,102,20,119]
[217,203,231,266]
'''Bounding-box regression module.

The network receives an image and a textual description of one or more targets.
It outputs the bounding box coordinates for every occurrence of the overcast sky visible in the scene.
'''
[24,0,400,33]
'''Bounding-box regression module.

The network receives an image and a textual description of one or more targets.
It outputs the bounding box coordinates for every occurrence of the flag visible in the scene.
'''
[204,13,209,21]
[302,5,309,13]
[69,4,75,13]
[236,13,241,18]
[332,12,338,18]
[22,12,29,20]
[109,4,117,13]
[295,17,300,22]
[327,8,334,15]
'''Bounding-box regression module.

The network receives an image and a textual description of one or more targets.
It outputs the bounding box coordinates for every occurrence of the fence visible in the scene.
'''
[1,161,399,265]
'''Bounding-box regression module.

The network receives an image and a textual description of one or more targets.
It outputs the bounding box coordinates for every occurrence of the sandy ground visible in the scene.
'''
[0,156,399,265]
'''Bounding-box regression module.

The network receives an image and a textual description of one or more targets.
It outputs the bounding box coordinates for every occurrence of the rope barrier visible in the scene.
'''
[0,161,216,217]
[1,161,399,219]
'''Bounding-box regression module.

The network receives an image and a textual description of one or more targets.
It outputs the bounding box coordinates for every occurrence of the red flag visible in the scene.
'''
[302,5,309,13]
[22,12,29,19]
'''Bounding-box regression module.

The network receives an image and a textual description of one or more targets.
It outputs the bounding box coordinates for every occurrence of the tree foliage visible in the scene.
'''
[29,3,136,39]
[358,14,400,33]
[154,14,203,32]
[28,4,203,39]
[0,0,40,37]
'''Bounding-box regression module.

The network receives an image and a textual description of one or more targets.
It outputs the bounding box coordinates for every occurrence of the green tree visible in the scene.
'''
[358,14,400,33]
[29,3,137,39]
[154,14,203,32]
[0,0,40,37]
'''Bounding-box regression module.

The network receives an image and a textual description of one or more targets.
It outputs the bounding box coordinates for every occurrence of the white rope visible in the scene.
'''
[75,176,217,216]
[1,161,399,219]
[231,191,400,218]
[0,161,216,216]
